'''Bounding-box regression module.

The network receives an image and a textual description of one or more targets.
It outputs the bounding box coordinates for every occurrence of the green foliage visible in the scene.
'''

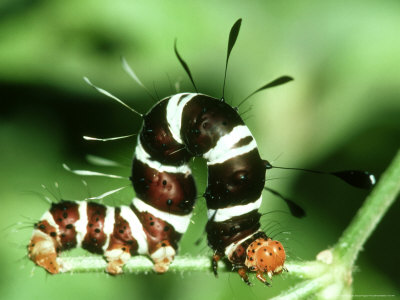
[1,0,399,299]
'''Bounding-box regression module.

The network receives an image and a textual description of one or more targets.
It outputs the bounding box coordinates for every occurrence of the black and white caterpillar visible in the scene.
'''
[28,19,375,285]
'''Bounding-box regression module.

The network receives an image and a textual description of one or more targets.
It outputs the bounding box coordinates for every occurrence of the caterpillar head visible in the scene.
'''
[245,237,286,278]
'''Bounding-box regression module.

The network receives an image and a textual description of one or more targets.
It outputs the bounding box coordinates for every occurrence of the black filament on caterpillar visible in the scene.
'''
[27,19,375,285]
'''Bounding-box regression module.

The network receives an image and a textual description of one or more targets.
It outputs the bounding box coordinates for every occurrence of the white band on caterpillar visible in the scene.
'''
[101,206,115,251]
[30,229,57,254]
[120,206,149,254]
[207,139,257,165]
[40,211,60,242]
[204,125,256,164]
[133,197,192,234]
[40,211,59,232]
[224,230,262,257]
[74,201,88,247]
[207,196,262,222]
[135,139,191,174]
[166,93,198,144]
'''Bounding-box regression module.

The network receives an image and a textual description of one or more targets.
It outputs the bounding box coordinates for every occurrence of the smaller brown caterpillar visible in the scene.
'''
[28,199,181,274]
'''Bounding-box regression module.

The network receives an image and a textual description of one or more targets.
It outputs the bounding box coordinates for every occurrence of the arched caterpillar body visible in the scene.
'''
[28,93,285,284]
[133,93,286,283]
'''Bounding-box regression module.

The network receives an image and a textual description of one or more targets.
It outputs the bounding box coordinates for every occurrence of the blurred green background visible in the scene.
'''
[1,0,399,299]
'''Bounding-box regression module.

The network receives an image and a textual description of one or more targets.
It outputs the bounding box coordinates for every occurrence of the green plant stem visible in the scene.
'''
[269,276,331,300]
[58,255,304,274]
[334,149,400,265]
[59,256,221,274]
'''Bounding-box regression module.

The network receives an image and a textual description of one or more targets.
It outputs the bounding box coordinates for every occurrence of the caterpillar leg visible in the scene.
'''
[212,253,221,277]
[149,240,176,274]
[103,227,137,275]
[237,268,252,286]
[104,239,176,274]
[104,247,131,275]
[28,230,60,274]
[256,271,271,287]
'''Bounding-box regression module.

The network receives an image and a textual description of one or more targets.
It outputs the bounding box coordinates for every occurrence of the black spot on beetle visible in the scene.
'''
[63,212,68,219]
[161,243,166,247]
[119,229,124,234]
[150,222,154,226]
[50,232,57,237]
[166,199,173,206]
[164,226,169,231]
[95,228,101,233]
[66,224,73,229]
[39,224,45,230]
[162,180,167,185]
